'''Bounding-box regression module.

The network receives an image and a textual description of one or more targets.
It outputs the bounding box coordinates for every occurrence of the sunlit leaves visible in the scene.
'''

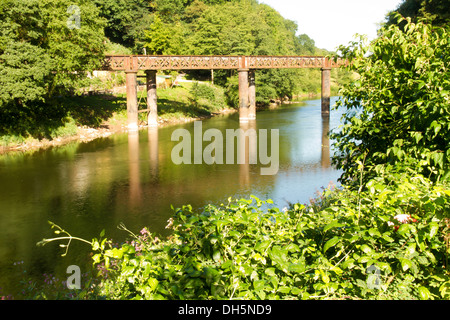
[0,0,106,134]
[332,16,450,185]
[86,170,449,300]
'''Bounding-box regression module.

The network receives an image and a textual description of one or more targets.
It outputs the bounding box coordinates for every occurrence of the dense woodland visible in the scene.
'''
[0,0,349,140]
[0,0,449,140]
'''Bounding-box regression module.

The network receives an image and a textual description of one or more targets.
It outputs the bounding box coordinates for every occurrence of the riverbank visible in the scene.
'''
[0,83,238,156]
[0,81,316,156]
[0,105,237,156]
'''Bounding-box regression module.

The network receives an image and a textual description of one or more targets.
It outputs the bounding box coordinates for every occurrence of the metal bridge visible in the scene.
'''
[101,55,346,131]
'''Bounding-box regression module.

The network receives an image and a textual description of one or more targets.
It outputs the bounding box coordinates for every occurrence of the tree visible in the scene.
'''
[93,0,153,48]
[386,0,450,27]
[296,34,317,55]
[0,0,106,135]
[331,15,450,186]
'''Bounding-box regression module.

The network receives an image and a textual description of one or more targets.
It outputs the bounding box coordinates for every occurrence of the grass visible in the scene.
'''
[117,82,229,121]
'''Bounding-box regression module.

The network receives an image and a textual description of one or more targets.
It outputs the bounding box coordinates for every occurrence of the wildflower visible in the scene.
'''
[388,214,418,229]
[165,218,174,229]
[140,227,150,236]
[394,214,411,223]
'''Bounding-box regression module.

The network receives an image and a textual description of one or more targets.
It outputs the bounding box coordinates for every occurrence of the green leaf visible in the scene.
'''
[255,240,272,253]
[360,244,372,254]
[148,278,159,292]
[400,258,413,271]
[382,233,394,242]
[428,222,439,239]
[213,250,221,262]
[277,286,291,294]
[121,265,135,277]
[397,224,411,236]
[368,228,381,237]
[288,262,306,274]
[252,253,266,265]
[92,253,101,264]
[264,268,276,277]
[323,237,340,253]
[92,240,100,251]
[418,286,431,300]
[269,246,287,265]
[253,279,265,291]
[405,243,416,256]
[323,221,343,233]
[291,287,302,295]
[105,247,124,259]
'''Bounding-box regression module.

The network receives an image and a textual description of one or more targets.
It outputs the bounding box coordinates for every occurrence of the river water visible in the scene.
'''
[0,97,344,298]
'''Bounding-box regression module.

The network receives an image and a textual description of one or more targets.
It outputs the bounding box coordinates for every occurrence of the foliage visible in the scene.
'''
[92,0,153,48]
[0,0,345,141]
[141,14,185,55]
[331,16,450,186]
[0,0,106,136]
[386,0,450,27]
[189,82,226,111]
[181,0,328,103]
[35,169,448,300]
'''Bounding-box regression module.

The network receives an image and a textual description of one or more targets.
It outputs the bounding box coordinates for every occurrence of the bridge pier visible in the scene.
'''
[146,70,158,127]
[125,70,139,132]
[238,68,249,123]
[248,70,256,120]
[321,60,331,116]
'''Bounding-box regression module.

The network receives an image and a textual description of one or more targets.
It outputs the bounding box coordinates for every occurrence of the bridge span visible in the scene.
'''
[101,55,346,131]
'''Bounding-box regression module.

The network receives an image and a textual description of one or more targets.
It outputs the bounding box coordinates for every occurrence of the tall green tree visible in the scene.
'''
[93,0,153,48]
[142,14,185,55]
[386,0,450,26]
[0,0,106,135]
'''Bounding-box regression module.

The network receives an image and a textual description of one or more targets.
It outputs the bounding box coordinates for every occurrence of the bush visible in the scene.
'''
[331,15,450,186]
[189,82,227,112]
[65,169,449,300]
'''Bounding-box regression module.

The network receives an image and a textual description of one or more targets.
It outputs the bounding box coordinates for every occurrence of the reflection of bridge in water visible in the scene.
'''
[127,116,332,206]
[101,55,346,131]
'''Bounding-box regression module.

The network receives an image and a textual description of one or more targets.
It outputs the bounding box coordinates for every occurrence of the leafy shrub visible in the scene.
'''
[77,170,449,300]
[190,82,216,102]
[189,82,226,112]
[332,15,450,186]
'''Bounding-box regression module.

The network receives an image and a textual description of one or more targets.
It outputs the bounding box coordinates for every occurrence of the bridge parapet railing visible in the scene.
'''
[102,55,347,71]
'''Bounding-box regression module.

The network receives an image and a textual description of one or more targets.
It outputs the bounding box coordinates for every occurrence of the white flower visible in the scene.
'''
[388,214,412,226]
[394,214,411,223]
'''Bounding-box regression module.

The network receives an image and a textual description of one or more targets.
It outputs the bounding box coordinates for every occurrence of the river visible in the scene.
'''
[0,97,344,298]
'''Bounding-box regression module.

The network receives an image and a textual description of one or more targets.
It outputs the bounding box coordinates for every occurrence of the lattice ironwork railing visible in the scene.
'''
[102,55,346,71]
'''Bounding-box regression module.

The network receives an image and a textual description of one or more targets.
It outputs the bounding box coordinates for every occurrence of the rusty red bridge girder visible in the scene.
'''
[100,55,346,131]
[102,55,345,71]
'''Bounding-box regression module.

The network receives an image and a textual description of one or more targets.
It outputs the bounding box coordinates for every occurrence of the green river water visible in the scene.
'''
[0,97,344,298]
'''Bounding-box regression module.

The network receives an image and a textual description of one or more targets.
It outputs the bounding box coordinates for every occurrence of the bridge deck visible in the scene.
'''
[103,55,345,71]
